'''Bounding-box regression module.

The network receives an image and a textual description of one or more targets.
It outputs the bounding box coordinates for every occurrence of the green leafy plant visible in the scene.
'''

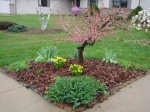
[128,5,143,20]
[7,60,29,72]
[46,76,108,110]
[7,24,28,33]
[90,4,100,16]
[69,64,83,76]
[69,49,79,59]
[103,49,117,64]
[53,57,66,69]
[35,46,57,62]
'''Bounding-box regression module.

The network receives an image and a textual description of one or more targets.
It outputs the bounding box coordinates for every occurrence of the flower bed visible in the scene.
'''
[8,59,146,111]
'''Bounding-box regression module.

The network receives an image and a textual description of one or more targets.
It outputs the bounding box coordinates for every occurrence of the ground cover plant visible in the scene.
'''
[35,46,57,62]
[7,60,29,72]
[7,24,28,33]
[128,6,143,20]
[47,76,107,110]
[103,49,117,64]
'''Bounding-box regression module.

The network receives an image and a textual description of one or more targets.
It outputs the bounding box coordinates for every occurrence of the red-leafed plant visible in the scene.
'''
[58,8,125,63]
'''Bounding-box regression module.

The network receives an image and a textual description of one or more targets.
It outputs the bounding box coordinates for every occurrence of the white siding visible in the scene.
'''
[140,0,150,9]
[101,0,110,8]
[0,0,10,14]
[50,0,72,14]
[80,0,88,8]
[16,0,38,14]
[131,0,150,9]
[16,0,72,14]
[131,0,139,9]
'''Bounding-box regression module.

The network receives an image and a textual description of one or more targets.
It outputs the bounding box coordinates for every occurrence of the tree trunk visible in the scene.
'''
[77,46,85,63]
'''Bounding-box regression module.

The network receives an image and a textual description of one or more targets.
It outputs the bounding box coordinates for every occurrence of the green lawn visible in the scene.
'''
[0,15,150,70]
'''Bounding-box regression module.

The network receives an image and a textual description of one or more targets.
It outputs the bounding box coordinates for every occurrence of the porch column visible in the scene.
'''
[9,0,17,15]
[128,0,132,9]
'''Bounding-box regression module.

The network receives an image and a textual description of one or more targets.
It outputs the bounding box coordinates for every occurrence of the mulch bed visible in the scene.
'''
[8,59,146,111]
[23,29,63,35]
[0,29,63,34]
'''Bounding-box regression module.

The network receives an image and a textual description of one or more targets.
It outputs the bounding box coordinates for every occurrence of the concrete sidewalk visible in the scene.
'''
[0,72,64,112]
[1,71,150,112]
[84,73,150,112]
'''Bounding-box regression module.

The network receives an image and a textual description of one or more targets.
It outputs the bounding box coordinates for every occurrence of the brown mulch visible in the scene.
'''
[23,29,63,35]
[9,59,145,96]
[8,59,146,111]
[0,29,63,34]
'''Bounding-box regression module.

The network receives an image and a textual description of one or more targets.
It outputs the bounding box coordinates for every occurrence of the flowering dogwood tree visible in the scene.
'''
[58,8,126,63]
[132,10,150,32]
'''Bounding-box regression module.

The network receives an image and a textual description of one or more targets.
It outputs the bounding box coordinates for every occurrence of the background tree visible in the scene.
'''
[58,8,126,63]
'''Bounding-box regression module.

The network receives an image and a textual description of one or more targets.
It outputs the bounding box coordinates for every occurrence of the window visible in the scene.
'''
[90,0,97,5]
[113,0,120,7]
[113,0,128,8]
[120,0,128,8]
[39,0,50,7]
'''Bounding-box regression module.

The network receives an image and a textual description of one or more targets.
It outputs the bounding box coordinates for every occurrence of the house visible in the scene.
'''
[0,0,150,15]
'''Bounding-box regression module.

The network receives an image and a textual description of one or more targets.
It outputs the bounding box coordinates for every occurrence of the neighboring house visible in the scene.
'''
[0,0,150,15]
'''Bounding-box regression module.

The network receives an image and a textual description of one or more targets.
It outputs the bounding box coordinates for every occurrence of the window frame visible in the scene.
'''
[38,0,50,7]
[113,0,128,8]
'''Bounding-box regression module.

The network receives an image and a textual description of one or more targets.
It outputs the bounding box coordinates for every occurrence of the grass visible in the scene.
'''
[0,15,150,70]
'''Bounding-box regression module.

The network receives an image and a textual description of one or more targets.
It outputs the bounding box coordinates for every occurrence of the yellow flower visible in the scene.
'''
[78,69,82,73]
[73,64,75,66]
[70,64,73,68]
[53,59,58,63]
[63,59,66,62]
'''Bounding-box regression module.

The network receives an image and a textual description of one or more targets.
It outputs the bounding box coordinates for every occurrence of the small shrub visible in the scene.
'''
[128,6,143,20]
[90,4,100,16]
[53,57,66,69]
[131,10,150,32]
[0,21,16,30]
[7,60,29,72]
[35,47,57,62]
[103,49,117,64]
[72,6,82,16]
[46,76,108,110]
[7,24,28,33]
[69,64,83,76]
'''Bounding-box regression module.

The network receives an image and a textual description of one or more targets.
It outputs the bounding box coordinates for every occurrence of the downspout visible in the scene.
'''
[75,0,77,6]
[138,0,141,6]
[14,0,17,15]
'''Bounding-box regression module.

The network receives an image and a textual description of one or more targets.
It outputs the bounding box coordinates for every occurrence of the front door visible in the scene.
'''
[76,0,80,7]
